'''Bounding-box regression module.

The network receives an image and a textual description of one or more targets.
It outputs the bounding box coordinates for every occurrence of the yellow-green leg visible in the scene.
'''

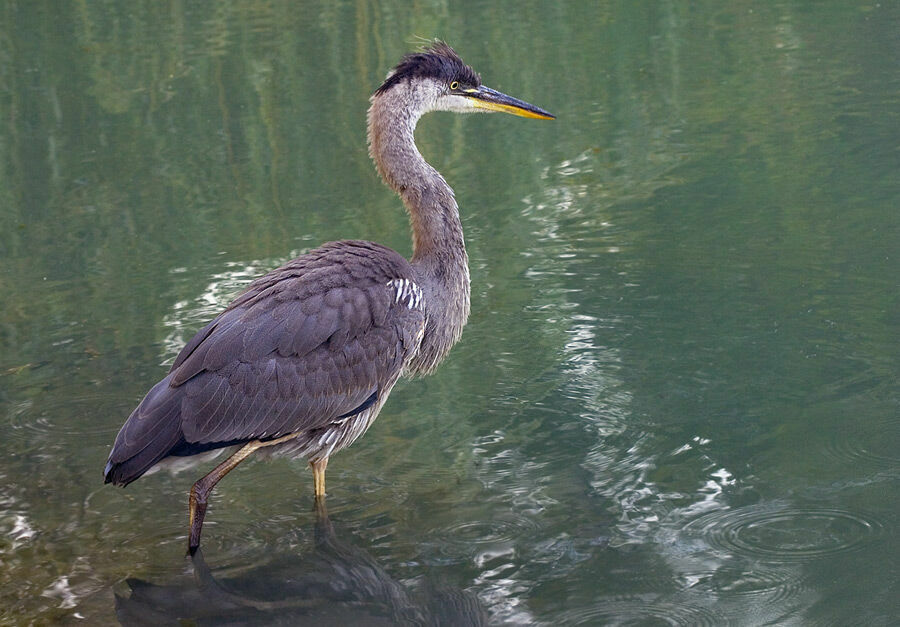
[187,432,298,554]
[310,456,329,498]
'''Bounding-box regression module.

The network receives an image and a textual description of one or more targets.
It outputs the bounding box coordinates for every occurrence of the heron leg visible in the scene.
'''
[188,441,263,554]
[187,432,299,554]
[310,456,329,498]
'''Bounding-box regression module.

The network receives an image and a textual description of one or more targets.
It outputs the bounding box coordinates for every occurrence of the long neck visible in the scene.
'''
[367,88,471,374]
[367,90,466,263]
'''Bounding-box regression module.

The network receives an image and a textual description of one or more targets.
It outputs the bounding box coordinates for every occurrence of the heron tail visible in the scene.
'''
[104,374,184,487]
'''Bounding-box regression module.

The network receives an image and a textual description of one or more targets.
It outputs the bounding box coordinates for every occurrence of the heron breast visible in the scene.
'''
[386,278,424,311]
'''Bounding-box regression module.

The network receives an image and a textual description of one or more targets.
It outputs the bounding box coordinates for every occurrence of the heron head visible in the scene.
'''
[375,41,555,120]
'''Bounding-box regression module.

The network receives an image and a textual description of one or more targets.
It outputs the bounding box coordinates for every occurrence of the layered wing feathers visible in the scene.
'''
[105,241,425,485]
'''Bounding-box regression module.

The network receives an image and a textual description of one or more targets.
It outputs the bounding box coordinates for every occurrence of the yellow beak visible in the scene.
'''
[465,86,555,120]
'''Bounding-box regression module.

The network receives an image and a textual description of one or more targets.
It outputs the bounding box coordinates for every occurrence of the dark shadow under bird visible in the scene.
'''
[104,41,554,553]
[114,505,488,625]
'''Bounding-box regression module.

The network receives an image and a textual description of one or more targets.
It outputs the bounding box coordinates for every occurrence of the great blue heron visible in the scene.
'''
[104,41,554,553]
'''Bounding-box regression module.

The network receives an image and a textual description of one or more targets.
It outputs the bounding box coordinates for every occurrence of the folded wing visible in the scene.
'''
[104,241,425,486]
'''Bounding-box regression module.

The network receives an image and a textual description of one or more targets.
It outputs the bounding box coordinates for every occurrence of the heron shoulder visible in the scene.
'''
[233,240,415,305]
[168,240,424,388]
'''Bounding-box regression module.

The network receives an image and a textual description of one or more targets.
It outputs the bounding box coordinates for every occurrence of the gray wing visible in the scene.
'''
[105,241,425,485]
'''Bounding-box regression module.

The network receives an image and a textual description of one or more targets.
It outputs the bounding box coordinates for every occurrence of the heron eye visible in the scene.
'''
[449,81,459,90]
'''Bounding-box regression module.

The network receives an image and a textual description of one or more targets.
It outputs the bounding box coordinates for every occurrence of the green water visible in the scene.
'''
[2,1,898,624]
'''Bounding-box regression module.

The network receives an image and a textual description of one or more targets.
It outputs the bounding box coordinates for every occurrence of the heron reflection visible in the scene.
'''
[114,505,487,625]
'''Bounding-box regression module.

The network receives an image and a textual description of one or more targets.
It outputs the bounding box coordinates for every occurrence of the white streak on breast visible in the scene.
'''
[386,278,424,311]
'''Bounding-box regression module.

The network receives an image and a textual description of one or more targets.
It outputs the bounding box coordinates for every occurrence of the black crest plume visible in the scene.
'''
[375,41,481,95]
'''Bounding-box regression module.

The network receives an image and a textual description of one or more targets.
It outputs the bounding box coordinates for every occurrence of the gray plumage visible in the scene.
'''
[103,41,553,550]
[105,241,423,485]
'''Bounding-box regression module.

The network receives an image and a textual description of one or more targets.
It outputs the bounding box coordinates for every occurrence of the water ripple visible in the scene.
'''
[682,504,882,562]
[691,563,808,605]
[436,515,541,560]
[7,394,121,440]
[823,412,900,470]
[557,594,722,626]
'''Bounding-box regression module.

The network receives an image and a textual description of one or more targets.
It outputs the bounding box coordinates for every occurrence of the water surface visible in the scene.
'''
[1,1,898,624]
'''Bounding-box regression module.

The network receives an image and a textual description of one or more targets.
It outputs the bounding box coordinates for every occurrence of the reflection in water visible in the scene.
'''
[115,506,486,625]
[516,147,891,623]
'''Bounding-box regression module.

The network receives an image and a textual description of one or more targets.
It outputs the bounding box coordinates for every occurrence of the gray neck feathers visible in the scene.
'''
[367,84,471,374]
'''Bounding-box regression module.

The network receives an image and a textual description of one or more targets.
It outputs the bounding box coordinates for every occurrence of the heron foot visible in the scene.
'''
[187,484,208,555]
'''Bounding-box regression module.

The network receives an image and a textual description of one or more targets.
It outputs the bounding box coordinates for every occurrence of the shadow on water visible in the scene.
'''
[114,505,486,625]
